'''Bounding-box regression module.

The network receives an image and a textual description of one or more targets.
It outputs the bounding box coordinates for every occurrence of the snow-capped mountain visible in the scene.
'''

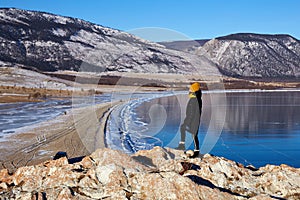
[198,33,300,78]
[0,8,220,76]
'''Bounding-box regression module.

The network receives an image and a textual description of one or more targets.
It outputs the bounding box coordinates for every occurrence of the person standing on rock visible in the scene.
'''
[176,82,202,158]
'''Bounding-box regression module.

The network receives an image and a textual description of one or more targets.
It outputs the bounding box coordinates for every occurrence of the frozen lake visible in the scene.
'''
[107,90,300,168]
[0,94,112,137]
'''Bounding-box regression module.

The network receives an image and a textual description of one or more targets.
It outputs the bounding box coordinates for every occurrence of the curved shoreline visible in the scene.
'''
[104,93,175,153]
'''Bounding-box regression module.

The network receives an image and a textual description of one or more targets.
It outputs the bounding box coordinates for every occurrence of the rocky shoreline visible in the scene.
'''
[0,146,299,199]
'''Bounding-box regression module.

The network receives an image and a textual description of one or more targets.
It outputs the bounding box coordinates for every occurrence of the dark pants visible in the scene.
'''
[180,124,199,150]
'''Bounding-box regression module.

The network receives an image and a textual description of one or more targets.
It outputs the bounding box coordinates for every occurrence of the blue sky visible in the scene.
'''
[1,0,300,41]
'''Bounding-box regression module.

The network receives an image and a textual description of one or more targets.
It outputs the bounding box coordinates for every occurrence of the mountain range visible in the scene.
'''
[0,8,219,77]
[0,8,299,79]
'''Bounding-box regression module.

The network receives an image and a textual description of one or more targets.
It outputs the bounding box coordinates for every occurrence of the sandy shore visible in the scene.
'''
[0,101,121,172]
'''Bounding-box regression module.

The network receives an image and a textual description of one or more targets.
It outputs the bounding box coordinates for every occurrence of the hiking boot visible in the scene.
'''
[191,150,200,158]
[176,142,185,150]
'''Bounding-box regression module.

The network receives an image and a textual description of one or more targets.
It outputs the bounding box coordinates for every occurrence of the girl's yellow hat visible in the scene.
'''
[190,82,200,92]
